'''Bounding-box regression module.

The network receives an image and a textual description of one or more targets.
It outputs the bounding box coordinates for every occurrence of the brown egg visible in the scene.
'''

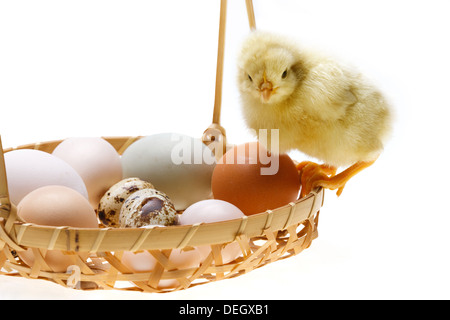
[211,142,300,215]
[17,185,98,272]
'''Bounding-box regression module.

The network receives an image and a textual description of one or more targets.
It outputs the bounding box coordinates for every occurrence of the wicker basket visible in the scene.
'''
[0,0,325,293]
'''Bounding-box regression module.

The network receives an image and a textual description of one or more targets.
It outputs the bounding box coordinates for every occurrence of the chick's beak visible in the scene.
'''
[259,80,273,102]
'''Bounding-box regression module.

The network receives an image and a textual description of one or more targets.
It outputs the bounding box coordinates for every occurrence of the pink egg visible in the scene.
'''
[17,185,98,228]
[52,137,123,208]
[178,199,246,264]
[18,250,86,274]
[16,185,98,272]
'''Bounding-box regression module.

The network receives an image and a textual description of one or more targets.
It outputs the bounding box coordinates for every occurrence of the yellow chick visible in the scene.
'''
[237,31,392,197]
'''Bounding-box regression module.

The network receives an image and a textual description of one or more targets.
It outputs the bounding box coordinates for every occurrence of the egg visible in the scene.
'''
[52,137,123,208]
[18,250,86,274]
[121,133,216,210]
[122,244,203,289]
[119,188,177,228]
[178,199,246,264]
[4,149,88,205]
[16,185,98,272]
[211,142,300,216]
[178,199,245,225]
[97,178,155,227]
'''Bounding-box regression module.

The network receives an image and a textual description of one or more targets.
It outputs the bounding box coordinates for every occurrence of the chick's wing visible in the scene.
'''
[301,62,358,120]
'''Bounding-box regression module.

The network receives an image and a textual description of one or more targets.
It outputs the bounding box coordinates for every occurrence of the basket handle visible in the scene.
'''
[202,0,256,158]
[245,0,257,30]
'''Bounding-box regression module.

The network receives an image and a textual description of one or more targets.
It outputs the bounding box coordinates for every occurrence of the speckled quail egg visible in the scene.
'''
[97,177,154,227]
[119,188,177,228]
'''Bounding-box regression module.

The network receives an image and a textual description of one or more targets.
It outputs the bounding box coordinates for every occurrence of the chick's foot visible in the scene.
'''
[310,160,376,196]
[297,161,337,198]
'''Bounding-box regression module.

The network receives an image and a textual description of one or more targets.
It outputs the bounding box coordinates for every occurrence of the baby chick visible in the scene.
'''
[237,31,392,197]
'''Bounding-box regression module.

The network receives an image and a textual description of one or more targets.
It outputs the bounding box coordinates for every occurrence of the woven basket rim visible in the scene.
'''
[7,192,322,250]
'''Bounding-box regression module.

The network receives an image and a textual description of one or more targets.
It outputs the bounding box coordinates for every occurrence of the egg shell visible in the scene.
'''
[178,199,246,264]
[52,137,123,209]
[211,142,300,216]
[4,149,88,205]
[119,188,177,228]
[18,250,87,274]
[97,177,155,227]
[16,185,98,272]
[196,242,242,265]
[122,245,203,289]
[121,133,216,210]
[17,185,98,228]
[178,199,245,225]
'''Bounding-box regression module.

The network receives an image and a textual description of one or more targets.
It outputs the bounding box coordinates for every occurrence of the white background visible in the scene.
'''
[1,0,449,299]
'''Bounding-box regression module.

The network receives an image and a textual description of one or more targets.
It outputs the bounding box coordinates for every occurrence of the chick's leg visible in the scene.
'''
[297,161,337,176]
[311,160,376,196]
[297,161,337,198]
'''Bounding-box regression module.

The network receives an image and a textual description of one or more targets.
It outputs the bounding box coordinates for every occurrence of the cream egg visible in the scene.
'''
[178,199,246,264]
[52,137,123,209]
[4,149,88,205]
[16,185,98,272]
[97,177,154,227]
[121,133,216,210]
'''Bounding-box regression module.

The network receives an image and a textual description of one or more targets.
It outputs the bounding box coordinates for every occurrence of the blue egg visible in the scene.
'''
[121,133,216,210]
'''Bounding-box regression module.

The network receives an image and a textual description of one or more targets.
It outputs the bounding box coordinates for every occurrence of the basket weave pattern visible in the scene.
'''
[0,137,323,292]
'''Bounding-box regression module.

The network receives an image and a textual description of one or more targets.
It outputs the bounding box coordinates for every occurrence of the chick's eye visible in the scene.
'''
[248,74,253,82]
[281,69,288,79]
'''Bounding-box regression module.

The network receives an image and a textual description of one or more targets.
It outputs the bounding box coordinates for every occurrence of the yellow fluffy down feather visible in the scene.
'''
[237,31,392,168]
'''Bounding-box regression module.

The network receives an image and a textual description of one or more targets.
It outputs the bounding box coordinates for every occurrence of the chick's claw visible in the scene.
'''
[311,176,348,197]
[297,161,335,176]
[297,161,337,198]
[309,160,376,197]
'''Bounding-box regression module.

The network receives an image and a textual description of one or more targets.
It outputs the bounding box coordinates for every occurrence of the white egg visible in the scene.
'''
[178,199,246,225]
[178,199,246,264]
[121,133,216,210]
[4,149,88,205]
[122,245,203,289]
[52,137,123,208]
